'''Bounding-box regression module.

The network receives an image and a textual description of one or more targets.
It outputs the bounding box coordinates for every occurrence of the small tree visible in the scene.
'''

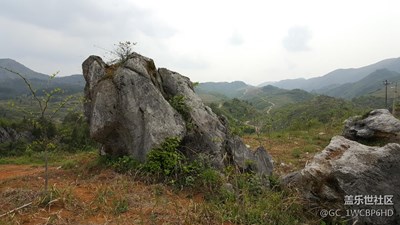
[109,41,137,64]
[0,66,72,193]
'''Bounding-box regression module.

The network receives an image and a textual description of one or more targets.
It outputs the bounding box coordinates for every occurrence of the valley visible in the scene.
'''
[1,56,400,225]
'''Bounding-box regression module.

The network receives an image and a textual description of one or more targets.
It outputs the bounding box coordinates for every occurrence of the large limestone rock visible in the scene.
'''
[283,136,400,224]
[83,54,186,161]
[343,109,400,142]
[82,52,273,175]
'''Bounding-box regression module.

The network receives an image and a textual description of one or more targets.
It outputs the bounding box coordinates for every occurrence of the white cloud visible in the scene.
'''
[229,32,245,46]
[282,26,312,52]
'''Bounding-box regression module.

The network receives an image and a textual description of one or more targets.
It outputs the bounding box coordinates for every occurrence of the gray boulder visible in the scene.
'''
[82,53,273,175]
[0,126,32,143]
[83,54,186,161]
[283,136,400,224]
[343,109,400,143]
[0,126,16,143]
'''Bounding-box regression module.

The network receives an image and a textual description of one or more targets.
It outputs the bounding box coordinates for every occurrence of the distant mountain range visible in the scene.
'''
[321,69,400,99]
[196,57,400,106]
[0,59,85,99]
[2,56,399,106]
[260,57,400,94]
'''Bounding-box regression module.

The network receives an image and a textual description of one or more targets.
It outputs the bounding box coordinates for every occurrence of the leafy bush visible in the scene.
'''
[111,155,140,173]
[59,112,96,152]
[105,137,223,191]
[169,95,191,121]
[143,137,183,176]
[199,168,222,193]
[0,140,28,157]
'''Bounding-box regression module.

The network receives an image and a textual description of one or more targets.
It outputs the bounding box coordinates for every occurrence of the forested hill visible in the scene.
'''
[0,58,85,99]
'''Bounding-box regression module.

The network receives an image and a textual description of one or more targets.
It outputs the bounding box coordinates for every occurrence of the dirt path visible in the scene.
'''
[0,163,214,225]
[266,101,275,114]
[0,165,44,181]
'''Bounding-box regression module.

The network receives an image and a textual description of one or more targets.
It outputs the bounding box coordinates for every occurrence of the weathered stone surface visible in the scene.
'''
[343,109,400,142]
[159,68,227,167]
[159,68,273,175]
[83,55,186,161]
[224,136,274,176]
[0,126,32,143]
[82,53,274,176]
[283,136,400,224]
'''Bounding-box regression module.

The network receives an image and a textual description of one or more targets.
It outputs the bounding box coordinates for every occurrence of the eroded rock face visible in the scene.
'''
[82,53,273,175]
[0,126,32,143]
[343,109,400,142]
[83,54,186,161]
[283,136,400,224]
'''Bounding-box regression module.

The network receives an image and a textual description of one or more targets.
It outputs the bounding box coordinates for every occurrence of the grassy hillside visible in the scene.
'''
[322,69,400,99]
[241,85,315,109]
[267,95,367,132]
[269,57,400,91]
[195,81,251,99]
[0,59,84,99]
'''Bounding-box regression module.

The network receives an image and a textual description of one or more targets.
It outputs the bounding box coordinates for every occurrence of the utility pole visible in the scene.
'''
[383,80,390,109]
[393,82,398,115]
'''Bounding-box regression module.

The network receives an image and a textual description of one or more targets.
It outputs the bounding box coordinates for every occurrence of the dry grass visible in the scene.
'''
[0,127,335,225]
[242,128,340,176]
[0,162,214,225]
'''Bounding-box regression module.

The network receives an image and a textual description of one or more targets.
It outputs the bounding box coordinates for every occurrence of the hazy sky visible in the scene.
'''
[1,0,400,85]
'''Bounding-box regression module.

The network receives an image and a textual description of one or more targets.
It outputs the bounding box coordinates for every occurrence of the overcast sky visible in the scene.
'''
[1,0,400,85]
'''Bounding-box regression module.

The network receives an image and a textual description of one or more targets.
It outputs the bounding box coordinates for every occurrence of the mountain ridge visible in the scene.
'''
[259,57,400,91]
[0,58,85,99]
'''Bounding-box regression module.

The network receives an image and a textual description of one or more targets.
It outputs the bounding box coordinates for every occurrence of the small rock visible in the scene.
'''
[343,109,400,143]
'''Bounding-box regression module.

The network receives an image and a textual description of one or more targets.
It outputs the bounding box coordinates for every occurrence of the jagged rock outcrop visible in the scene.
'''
[343,109,400,142]
[283,136,400,224]
[0,126,32,143]
[82,53,186,161]
[82,52,273,175]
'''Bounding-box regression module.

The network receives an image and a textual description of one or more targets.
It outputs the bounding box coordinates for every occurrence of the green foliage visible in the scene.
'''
[143,137,183,176]
[99,137,222,191]
[0,139,28,157]
[113,198,129,215]
[268,95,366,131]
[191,81,199,87]
[31,118,57,139]
[245,87,314,110]
[213,98,259,122]
[210,98,259,136]
[352,95,386,109]
[199,168,222,193]
[291,148,302,158]
[204,171,310,225]
[0,111,95,158]
[169,95,191,121]
[109,41,137,64]
[59,112,96,152]
[111,156,140,173]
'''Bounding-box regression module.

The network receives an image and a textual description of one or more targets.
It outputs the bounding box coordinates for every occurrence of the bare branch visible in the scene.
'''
[0,202,33,217]
[0,66,44,114]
